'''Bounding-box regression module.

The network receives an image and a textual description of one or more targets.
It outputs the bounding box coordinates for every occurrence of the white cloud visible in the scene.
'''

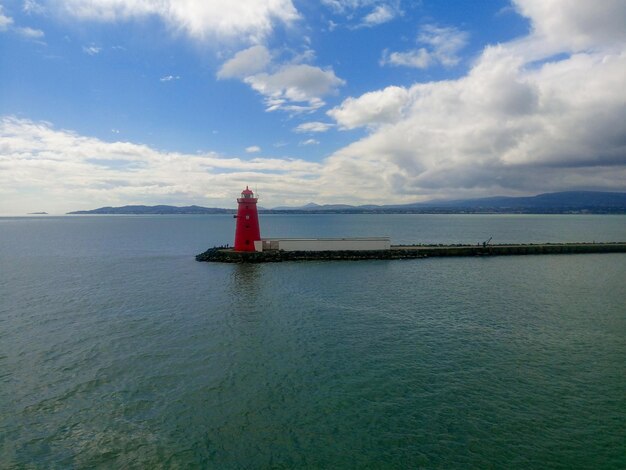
[23,1,46,15]
[381,24,468,69]
[322,0,387,14]
[16,26,44,38]
[82,45,101,55]
[54,0,300,44]
[324,1,626,201]
[0,5,45,40]
[380,48,430,68]
[322,1,401,28]
[245,145,261,153]
[0,6,14,30]
[300,138,319,146]
[0,117,322,214]
[244,63,345,113]
[218,45,344,112]
[160,75,180,82]
[217,45,271,79]
[512,0,626,51]
[418,24,468,66]
[294,121,333,133]
[321,0,403,31]
[321,0,365,13]
[361,4,397,27]
[328,86,409,129]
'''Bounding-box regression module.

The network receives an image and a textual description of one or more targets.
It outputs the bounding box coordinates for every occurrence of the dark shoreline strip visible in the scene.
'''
[196,243,626,263]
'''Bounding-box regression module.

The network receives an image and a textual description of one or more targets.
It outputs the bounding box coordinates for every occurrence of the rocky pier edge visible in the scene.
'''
[195,242,626,263]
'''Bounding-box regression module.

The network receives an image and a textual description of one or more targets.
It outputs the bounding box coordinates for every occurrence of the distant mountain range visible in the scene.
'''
[68,191,626,215]
[273,191,626,212]
[68,205,233,215]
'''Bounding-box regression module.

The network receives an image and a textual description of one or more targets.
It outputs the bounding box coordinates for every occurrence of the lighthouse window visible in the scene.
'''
[245,215,250,220]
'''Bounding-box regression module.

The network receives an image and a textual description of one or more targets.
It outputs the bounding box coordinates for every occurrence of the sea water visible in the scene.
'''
[1,214,625,468]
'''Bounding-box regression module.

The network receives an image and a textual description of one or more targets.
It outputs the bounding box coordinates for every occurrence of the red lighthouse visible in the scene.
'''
[234,186,261,251]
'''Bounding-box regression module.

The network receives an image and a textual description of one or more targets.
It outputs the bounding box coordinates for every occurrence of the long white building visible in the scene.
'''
[253,237,390,252]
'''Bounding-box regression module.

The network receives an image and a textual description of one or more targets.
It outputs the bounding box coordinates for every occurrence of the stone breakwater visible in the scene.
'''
[196,243,626,263]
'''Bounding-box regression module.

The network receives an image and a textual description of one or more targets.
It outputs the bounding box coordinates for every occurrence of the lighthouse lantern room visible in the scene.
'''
[234,186,261,251]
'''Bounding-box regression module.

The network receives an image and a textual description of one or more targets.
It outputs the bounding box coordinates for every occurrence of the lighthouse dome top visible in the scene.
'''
[239,186,256,200]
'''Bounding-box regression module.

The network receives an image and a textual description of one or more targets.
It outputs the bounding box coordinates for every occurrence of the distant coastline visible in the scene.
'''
[67,191,626,215]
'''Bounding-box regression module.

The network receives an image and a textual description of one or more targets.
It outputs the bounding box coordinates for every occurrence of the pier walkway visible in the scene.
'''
[196,242,626,263]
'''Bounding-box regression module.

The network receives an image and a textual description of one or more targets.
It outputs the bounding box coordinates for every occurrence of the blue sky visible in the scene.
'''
[0,0,625,213]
